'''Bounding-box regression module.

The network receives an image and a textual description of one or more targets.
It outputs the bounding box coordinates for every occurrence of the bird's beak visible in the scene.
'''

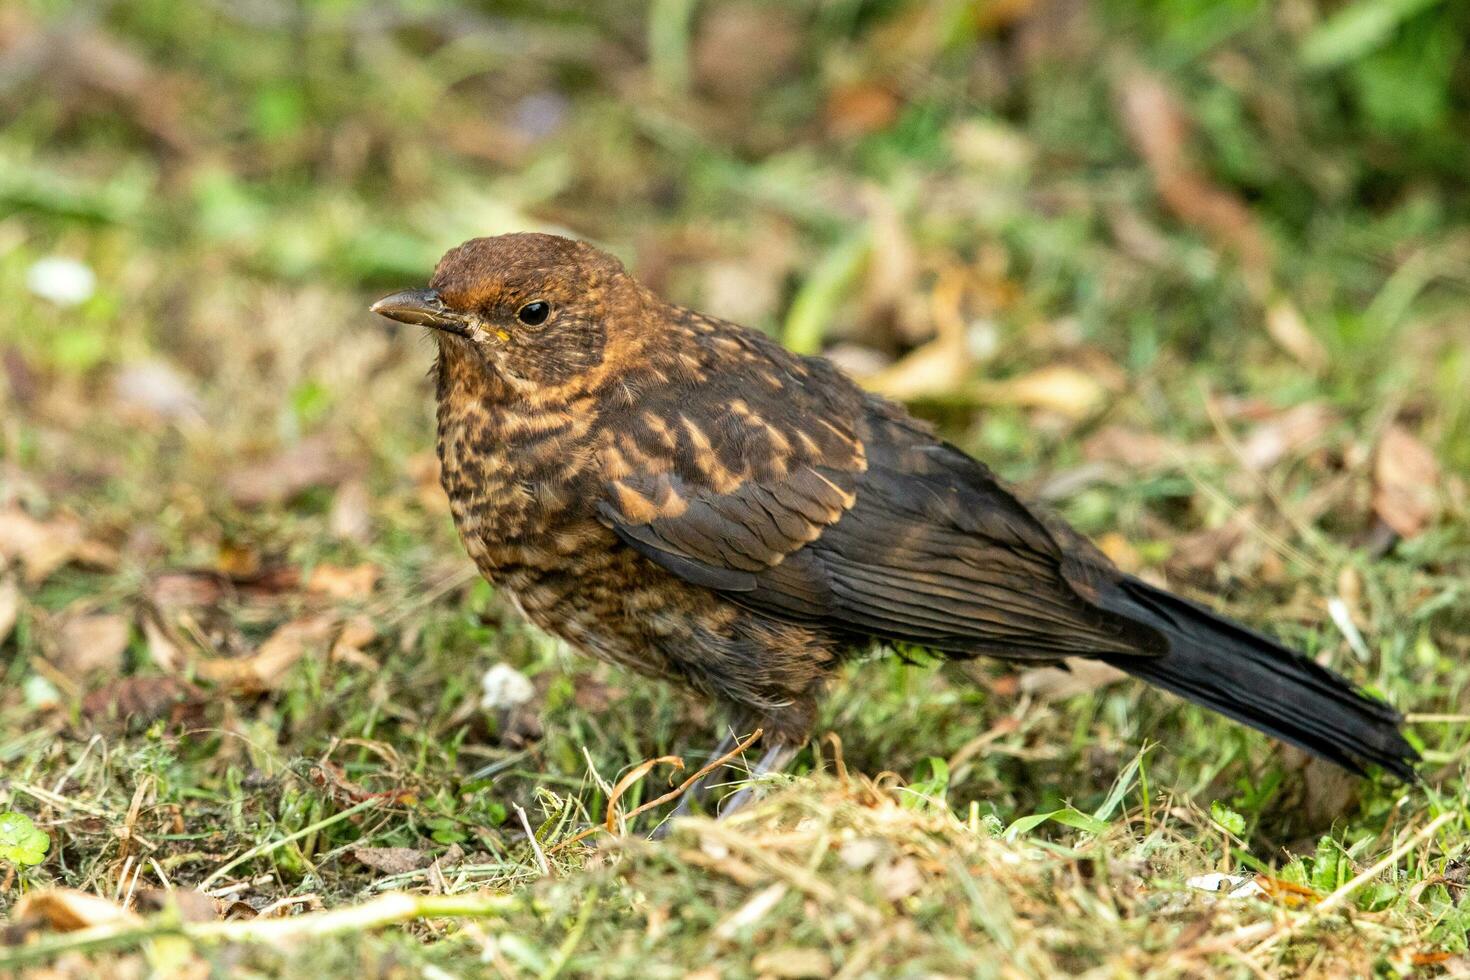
[369,288,473,337]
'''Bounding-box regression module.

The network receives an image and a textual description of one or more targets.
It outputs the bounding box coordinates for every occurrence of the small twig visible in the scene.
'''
[823,731,848,783]
[546,728,764,854]
[203,875,272,899]
[0,892,520,970]
[604,755,685,834]
[514,803,550,877]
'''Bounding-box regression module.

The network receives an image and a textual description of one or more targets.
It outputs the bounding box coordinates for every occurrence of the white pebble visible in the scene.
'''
[479,662,535,711]
[26,256,96,307]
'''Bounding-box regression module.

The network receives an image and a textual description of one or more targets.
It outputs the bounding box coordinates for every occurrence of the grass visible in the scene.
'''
[2,0,1469,975]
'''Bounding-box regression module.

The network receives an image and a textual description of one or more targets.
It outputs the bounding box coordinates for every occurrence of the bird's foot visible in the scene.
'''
[713,742,799,819]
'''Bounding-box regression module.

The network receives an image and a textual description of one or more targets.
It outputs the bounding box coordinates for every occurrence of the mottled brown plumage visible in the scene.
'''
[371,232,1416,779]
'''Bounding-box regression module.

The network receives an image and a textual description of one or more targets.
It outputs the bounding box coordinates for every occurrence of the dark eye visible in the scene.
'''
[517,301,550,326]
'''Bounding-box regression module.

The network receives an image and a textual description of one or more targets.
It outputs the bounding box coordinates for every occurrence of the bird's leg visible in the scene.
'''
[715,741,798,818]
[653,716,757,837]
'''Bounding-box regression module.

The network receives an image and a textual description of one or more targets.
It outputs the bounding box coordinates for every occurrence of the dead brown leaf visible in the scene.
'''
[406,451,450,513]
[133,887,219,923]
[225,434,358,508]
[1020,660,1129,703]
[1082,426,1185,469]
[1373,424,1442,538]
[1240,402,1336,470]
[81,675,205,728]
[148,570,229,609]
[141,614,185,672]
[195,613,338,694]
[1117,70,1270,282]
[825,81,900,139]
[148,566,302,611]
[351,846,431,875]
[862,332,970,401]
[305,562,380,600]
[0,506,116,585]
[1265,300,1327,373]
[0,574,18,647]
[328,478,372,543]
[51,611,131,677]
[13,888,141,932]
[1163,516,1251,580]
[331,614,379,669]
[978,364,1110,420]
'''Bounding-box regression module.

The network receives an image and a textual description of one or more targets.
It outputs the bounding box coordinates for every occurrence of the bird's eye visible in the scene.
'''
[516,301,550,326]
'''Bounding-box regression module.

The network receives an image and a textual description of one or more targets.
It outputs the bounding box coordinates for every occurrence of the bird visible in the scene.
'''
[370,231,1417,806]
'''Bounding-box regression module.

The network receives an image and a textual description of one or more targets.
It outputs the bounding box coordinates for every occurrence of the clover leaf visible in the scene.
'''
[0,811,51,867]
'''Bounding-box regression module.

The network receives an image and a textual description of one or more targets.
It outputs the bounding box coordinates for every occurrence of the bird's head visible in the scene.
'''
[371,232,644,395]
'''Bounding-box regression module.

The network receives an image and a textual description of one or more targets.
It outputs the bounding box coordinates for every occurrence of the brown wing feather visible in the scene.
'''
[595,315,1163,661]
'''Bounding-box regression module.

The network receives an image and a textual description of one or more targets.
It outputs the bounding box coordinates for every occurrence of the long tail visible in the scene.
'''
[1096,576,1418,780]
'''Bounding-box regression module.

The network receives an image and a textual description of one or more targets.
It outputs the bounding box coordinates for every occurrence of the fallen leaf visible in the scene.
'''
[1164,516,1251,580]
[51,611,131,677]
[863,333,971,401]
[148,566,302,610]
[825,81,900,139]
[133,887,218,922]
[196,614,337,694]
[1265,300,1327,372]
[330,614,378,669]
[81,676,205,728]
[0,574,18,647]
[14,888,140,932]
[148,570,229,609]
[305,562,380,600]
[406,451,450,513]
[979,364,1109,420]
[1117,71,1269,282]
[225,434,357,508]
[1020,660,1129,703]
[1240,402,1336,470]
[328,479,372,543]
[0,506,116,585]
[141,615,184,672]
[351,846,431,875]
[1083,426,1188,469]
[1373,424,1441,538]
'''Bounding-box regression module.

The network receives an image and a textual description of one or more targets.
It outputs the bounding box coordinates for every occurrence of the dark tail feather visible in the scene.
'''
[1097,576,1418,780]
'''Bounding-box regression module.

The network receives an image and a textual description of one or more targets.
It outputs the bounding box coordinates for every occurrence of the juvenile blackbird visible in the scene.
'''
[371,232,1417,785]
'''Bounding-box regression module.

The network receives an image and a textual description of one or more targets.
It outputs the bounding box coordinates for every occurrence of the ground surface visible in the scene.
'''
[1,1,1468,976]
